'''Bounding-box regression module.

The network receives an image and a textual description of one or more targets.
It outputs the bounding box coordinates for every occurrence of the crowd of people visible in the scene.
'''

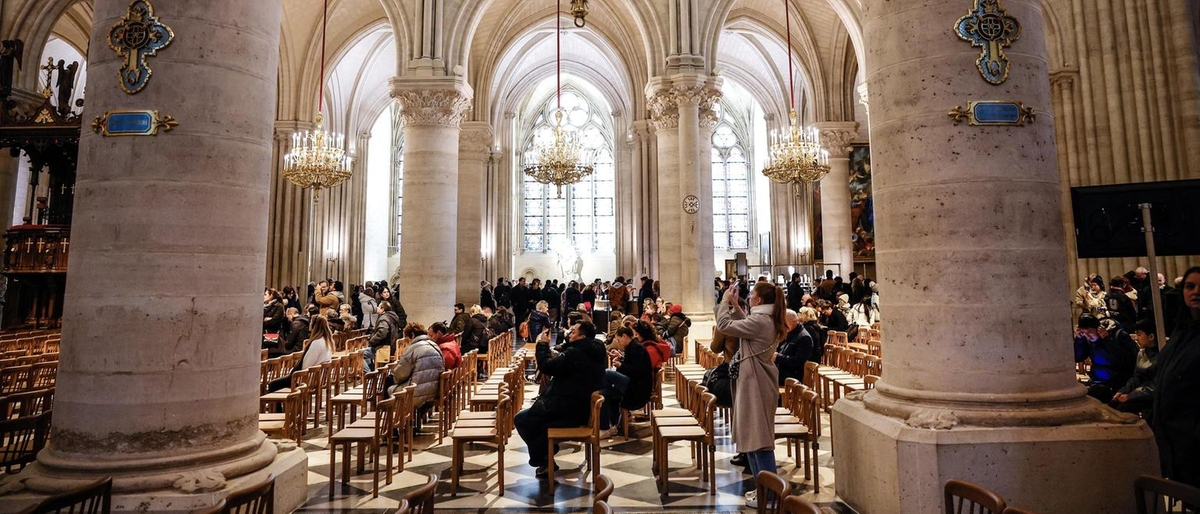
[1073,266,1200,489]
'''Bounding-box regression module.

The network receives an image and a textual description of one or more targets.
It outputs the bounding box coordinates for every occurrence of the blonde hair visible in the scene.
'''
[469,304,482,316]
[536,300,549,312]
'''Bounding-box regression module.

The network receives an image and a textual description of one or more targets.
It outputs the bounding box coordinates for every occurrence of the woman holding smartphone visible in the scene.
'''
[715,279,787,507]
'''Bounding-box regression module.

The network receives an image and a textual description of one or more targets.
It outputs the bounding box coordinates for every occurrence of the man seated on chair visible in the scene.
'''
[1074,314,1138,401]
[514,320,607,478]
[597,326,654,438]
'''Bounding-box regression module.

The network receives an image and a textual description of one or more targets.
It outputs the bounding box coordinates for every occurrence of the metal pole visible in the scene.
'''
[1139,203,1166,350]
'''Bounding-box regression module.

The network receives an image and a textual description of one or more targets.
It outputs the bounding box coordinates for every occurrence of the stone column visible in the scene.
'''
[6,0,307,511]
[815,122,858,278]
[389,78,472,326]
[647,84,681,303]
[674,81,705,312]
[833,1,1157,513]
[457,122,492,305]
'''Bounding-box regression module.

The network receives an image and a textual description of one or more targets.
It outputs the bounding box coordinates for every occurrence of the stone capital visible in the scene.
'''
[389,77,473,128]
[459,121,495,158]
[273,120,313,141]
[814,121,859,158]
[647,90,679,131]
[857,82,870,109]
[1049,68,1079,89]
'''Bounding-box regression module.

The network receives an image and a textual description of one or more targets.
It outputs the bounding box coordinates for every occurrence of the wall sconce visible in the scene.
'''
[570,0,588,28]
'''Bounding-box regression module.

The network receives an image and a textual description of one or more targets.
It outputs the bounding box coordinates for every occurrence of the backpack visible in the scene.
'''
[519,321,530,339]
[439,341,461,369]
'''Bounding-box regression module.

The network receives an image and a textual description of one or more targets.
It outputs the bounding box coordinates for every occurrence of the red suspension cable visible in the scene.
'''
[785,0,794,110]
[556,0,562,110]
[319,0,329,114]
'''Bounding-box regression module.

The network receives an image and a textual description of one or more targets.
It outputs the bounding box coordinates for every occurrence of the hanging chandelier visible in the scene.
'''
[570,0,589,27]
[523,0,594,197]
[763,0,829,185]
[282,0,352,204]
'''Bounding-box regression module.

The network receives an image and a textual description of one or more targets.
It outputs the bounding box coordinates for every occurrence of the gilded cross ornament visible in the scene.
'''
[107,0,174,94]
[955,0,1021,85]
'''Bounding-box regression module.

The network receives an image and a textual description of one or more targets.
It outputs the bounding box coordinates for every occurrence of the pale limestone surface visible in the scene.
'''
[815,122,858,278]
[0,0,309,510]
[834,0,1158,512]
[456,122,492,305]
[391,79,472,326]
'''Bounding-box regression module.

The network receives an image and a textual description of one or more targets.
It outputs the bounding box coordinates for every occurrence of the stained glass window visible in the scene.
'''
[521,89,616,253]
[392,104,405,251]
[712,120,751,250]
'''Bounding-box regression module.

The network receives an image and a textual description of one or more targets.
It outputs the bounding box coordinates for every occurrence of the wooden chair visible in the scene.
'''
[782,495,823,514]
[594,500,612,514]
[547,391,604,494]
[221,474,275,514]
[16,477,111,514]
[1134,475,1200,514]
[404,474,437,514]
[393,499,410,514]
[258,386,306,441]
[1,387,53,420]
[449,395,512,495]
[593,473,614,508]
[1001,508,1039,514]
[0,410,51,472]
[864,375,880,390]
[756,470,791,514]
[945,479,1007,514]
[655,392,717,495]
[328,396,397,498]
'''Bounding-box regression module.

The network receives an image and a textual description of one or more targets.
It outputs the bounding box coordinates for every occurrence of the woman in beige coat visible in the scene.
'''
[716,280,787,505]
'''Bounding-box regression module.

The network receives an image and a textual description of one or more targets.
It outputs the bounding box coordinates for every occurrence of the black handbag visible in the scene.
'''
[701,362,733,408]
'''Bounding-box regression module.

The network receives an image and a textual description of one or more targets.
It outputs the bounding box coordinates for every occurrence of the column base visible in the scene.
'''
[0,442,308,513]
[832,396,1158,514]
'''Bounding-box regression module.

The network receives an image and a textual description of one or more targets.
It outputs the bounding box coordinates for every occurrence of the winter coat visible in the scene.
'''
[639,283,656,303]
[390,335,445,407]
[1105,290,1137,331]
[528,310,552,340]
[368,311,400,350]
[565,288,583,312]
[449,312,470,335]
[359,292,379,329]
[823,308,850,332]
[284,316,310,353]
[534,335,608,423]
[461,313,489,354]
[263,300,285,333]
[849,303,880,328]
[300,337,332,370]
[616,340,654,410]
[1121,317,1200,487]
[543,286,561,310]
[481,288,496,311]
[488,310,514,335]
[786,281,804,311]
[315,291,340,316]
[776,324,813,385]
[660,313,692,345]
[437,335,461,369]
[1074,329,1138,390]
[710,326,740,363]
[716,302,780,453]
[381,297,408,328]
[609,284,629,312]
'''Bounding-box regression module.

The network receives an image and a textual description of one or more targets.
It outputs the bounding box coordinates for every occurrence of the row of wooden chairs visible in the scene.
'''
[0,361,57,396]
[944,475,1200,514]
[1,387,53,421]
[328,383,418,499]
[755,470,823,514]
[0,409,50,473]
[651,371,717,495]
[478,331,515,378]
[0,335,60,358]
[775,379,822,489]
[449,367,520,495]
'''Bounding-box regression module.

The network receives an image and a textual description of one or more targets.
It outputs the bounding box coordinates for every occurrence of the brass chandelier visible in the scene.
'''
[523,0,594,197]
[763,0,829,185]
[282,0,352,204]
[570,0,589,27]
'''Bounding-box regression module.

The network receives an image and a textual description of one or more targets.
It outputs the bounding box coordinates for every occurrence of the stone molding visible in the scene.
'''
[459,122,495,158]
[647,90,679,131]
[1049,68,1079,88]
[814,121,859,158]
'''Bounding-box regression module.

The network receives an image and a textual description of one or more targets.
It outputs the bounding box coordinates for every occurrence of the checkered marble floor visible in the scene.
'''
[295,373,855,513]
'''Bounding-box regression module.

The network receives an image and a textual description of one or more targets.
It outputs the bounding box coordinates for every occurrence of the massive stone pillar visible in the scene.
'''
[832,1,1157,513]
[457,122,492,305]
[2,1,307,511]
[648,83,682,303]
[390,78,472,325]
[815,122,858,278]
[648,76,721,320]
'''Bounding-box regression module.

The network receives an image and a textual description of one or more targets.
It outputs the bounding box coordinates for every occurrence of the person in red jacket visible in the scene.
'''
[428,322,461,370]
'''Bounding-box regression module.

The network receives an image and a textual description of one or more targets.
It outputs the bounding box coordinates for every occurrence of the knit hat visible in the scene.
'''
[1077,314,1100,329]
[668,304,683,315]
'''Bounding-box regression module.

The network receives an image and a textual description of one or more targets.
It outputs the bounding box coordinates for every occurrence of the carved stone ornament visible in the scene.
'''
[272,439,299,452]
[682,194,700,214]
[904,409,960,430]
[647,91,679,131]
[392,89,472,127]
[845,389,868,402]
[0,477,27,496]
[107,0,175,94]
[171,470,227,493]
[700,89,722,129]
[459,126,494,157]
[818,128,859,158]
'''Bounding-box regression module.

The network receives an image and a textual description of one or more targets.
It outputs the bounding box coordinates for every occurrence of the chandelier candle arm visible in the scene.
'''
[762,0,829,185]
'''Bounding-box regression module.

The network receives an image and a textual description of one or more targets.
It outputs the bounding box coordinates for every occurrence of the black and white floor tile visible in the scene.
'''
[295,374,855,513]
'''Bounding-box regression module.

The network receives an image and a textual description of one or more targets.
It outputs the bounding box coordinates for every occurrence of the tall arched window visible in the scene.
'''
[392,105,404,251]
[712,110,752,250]
[521,88,615,253]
